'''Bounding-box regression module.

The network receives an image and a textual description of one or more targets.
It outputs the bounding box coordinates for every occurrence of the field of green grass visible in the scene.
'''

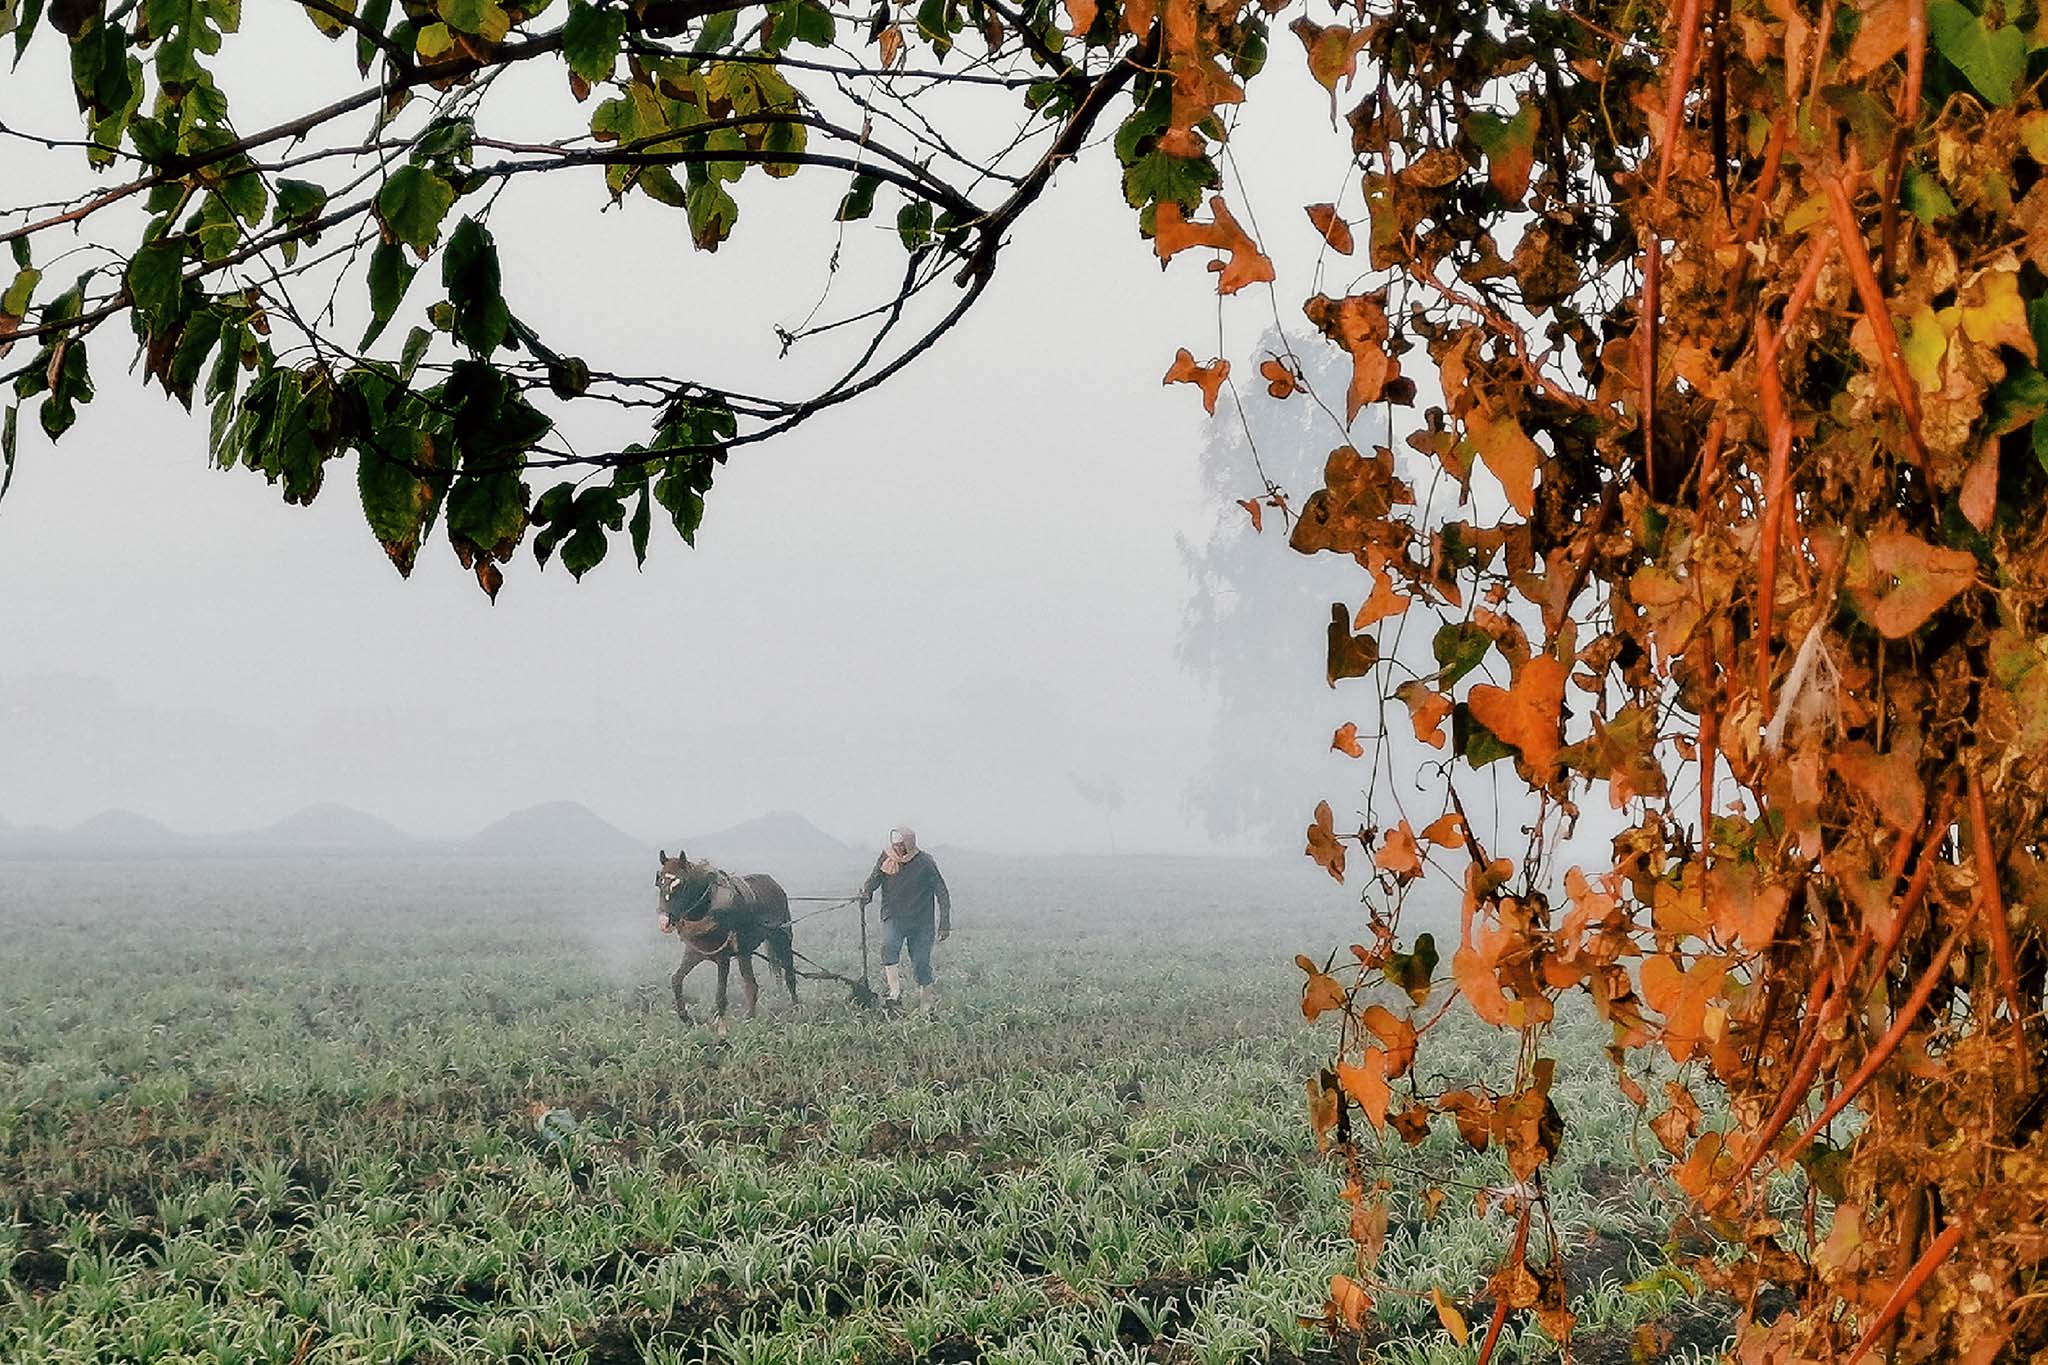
[1,853,1731,1363]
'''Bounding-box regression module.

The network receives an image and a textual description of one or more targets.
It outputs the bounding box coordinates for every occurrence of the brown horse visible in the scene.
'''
[655,850,800,1022]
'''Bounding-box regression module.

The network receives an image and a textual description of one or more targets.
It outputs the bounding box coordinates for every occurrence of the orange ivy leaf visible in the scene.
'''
[1374,820,1423,881]
[878,22,904,67]
[1303,292,1397,423]
[1467,101,1539,204]
[1162,347,1229,414]
[1421,1186,1447,1220]
[1834,742,1926,834]
[1337,1047,1392,1131]
[1846,528,1979,638]
[1465,654,1568,775]
[1332,722,1364,758]
[1301,968,1347,1020]
[1259,357,1299,398]
[1419,811,1466,848]
[1290,446,1413,556]
[1396,681,1453,750]
[1361,1003,1417,1075]
[1328,1275,1373,1330]
[1327,602,1380,685]
[1436,1090,1491,1150]
[1061,0,1097,36]
[1153,196,1275,295]
[1236,497,1263,532]
[1354,565,1411,629]
[1464,405,1542,517]
[1453,944,1511,1025]
[1305,202,1354,254]
[1306,799,1347,882]
[1306,1070,1341,1150]
[1640,952,1729,1063]
[1290,15,1370,107]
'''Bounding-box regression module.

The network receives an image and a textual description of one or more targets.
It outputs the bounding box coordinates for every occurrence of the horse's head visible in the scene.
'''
[655,849,716,930]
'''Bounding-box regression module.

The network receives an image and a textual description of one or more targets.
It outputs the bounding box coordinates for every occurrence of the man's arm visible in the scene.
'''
[858,858,884,903]
[931,860,951,936]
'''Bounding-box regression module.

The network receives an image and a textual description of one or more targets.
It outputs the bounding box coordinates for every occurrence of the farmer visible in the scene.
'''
[857,826,952,1009]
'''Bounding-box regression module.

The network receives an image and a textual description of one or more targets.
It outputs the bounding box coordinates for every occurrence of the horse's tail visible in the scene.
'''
[769,922,798,996]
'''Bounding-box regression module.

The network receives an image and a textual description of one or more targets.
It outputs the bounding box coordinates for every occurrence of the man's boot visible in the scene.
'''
[883,964,903,1005]
[918,983,936,1013]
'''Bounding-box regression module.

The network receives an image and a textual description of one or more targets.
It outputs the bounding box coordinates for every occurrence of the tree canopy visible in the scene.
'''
[7,0,2048,1359]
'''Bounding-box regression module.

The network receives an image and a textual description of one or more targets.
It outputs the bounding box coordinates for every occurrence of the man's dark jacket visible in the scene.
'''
[860,852,951,934]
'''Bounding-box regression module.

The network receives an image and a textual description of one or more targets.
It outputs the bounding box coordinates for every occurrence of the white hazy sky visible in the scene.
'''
[0,7,1391,852]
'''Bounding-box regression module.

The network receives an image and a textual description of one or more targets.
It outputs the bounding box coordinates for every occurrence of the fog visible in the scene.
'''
[0,8,1402,856]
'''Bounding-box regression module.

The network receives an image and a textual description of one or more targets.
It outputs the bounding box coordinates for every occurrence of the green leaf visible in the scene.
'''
[1453,703,1514,769]
[362,242,419,348]
[414,114,475,164]
[445,469,528,568]
[9,236,28,269]
[1928,0,2026,106]
[1122,150,1219,213]
[837,171,880,221]
[399,326,431,381]
[697,7,736,51]
[0,404,16,510]
[437,0,509,42]
[375,164,457,255]
[357,0,392,73]
[629,484,651,565]
[359,427,448,577]
[127,241,186,330]
[442,216,509,354]
[897,200,934,251]
[163,304,225,408]
[1431,622,1490,684]
[1,265,37,318]
[272,178,330,226]
[686,180,738,250]
[2033,412,2048,476]
[1902,164,1956,224]
[303,0,358,38]
[1986,366,2048,434]
[562,0,626,82]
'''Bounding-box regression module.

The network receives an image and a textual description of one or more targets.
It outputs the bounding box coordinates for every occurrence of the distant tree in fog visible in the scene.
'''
[1066,772,1124,854]
[1176,331,1359,850]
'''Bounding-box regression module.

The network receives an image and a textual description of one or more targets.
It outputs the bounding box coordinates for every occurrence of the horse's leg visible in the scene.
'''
[737,951,761,1018]
[672,948,706,1021]
[714,956,731,1017]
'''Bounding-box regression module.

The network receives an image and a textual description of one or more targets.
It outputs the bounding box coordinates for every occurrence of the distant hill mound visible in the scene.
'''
[231,803,419,851]
[58,809,190,851]
[0,809,191,858]
[682,810,854,870]
[463,801,649,860]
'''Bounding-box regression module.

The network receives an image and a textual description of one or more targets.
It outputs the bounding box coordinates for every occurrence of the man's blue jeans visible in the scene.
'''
[879,917,935,986]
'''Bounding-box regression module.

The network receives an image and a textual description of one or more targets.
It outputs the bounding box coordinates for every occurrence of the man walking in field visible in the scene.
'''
[857,826,951,1010]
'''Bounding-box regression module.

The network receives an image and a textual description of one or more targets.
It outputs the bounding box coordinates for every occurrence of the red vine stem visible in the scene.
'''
[1781,922,1963,1168]
[1967,772,2027,1036]
[1842,1214,1969,1365]
[1822,164,1933,474]
[1641,0,1708,494]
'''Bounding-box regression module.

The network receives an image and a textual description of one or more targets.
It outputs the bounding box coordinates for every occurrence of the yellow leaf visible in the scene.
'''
[1428,1287,1470,1345]
[1960,265,2035,362]
[1464,406,1541,516]
[1899,303,1948,392]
